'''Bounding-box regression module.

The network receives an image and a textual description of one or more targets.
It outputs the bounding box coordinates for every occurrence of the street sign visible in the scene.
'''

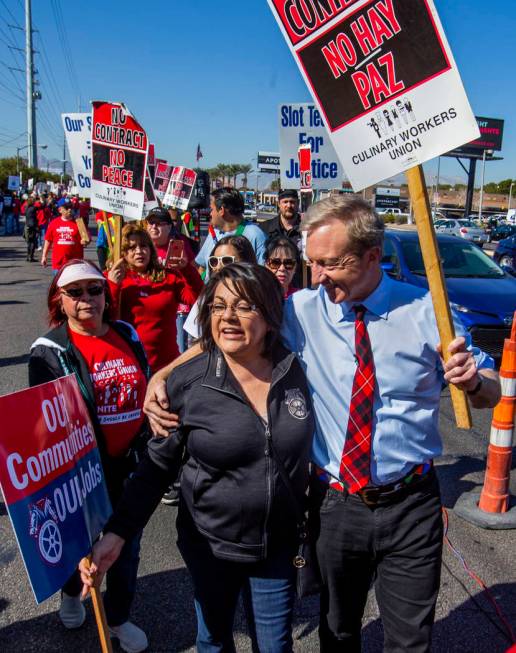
[279,102,343,190]
[268,0,480,191]
[62,113,92,198]
[7,175,20,191]
[0,375,111,603]
[257,151,280,174]
[91,101,148,219]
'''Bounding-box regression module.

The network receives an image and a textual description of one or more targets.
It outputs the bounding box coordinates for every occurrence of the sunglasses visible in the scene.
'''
[267,258,296,271]
[147,220,170,227]
[61,285,105,299]
[208,255,236,269]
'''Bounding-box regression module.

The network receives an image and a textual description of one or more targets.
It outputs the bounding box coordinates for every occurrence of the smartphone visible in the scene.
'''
[164,239,185,269]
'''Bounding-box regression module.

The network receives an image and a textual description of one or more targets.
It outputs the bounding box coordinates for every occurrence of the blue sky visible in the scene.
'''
[0,0,514,188]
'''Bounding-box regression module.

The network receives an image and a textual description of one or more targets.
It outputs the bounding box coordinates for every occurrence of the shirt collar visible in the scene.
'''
[324,272,392,323]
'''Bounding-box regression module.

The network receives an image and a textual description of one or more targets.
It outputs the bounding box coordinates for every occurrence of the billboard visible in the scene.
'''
[258,151,280,174]
[375,186,401,209]
[450,116,504,154]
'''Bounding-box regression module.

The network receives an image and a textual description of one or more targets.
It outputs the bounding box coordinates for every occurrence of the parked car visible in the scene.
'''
[243,205,257,221]
[434,218,487,245]
[487,223,516,243]
[493,235,516,273]
[376,207,407,216]
[382,229,516,360]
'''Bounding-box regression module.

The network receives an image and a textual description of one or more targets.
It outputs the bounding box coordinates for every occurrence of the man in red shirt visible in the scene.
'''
[41,201,89,273]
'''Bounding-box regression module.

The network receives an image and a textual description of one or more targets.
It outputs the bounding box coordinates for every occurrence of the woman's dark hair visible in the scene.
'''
[211,187,245,216]
[197,263,283,358]
[211,235,257,264]
[265,236,299,264]
[47,258,115,326]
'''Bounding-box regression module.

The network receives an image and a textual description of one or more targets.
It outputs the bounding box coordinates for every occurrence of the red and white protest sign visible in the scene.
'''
[0,375,111,603]
[267,0,479,190]
[154,161,173,201]
[91,101,149,219]
[163,167,197,211]
[298,144,312,190]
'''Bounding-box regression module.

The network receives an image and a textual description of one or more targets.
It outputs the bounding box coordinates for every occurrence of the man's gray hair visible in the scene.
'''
[301,196,384,255]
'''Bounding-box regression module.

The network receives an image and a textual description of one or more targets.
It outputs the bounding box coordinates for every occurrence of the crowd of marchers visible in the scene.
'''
[7,183,502,653]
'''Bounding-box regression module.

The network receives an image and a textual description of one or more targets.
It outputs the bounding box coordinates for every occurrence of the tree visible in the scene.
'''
[484,182,499,193]
[497,179,515,195]
[269,178,280,191]
[0,157,70,190]
[239,164,253,189]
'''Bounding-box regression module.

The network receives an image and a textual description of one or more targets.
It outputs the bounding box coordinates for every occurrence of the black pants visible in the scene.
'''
[314,471,443,653]
[25,227,38,260]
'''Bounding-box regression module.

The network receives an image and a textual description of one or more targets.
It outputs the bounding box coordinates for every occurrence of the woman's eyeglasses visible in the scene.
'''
[61,285,104,299]
[209,302,257,318]
[208,255,236,269]
[267,258,296,271]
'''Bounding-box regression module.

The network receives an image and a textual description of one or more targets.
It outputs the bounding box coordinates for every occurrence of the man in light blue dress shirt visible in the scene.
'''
[282,197,500,652]
[143,196,501,652]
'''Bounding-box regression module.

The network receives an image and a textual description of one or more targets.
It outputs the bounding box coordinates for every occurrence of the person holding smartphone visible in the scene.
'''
[145,207,196,353]
[107,223,203,374]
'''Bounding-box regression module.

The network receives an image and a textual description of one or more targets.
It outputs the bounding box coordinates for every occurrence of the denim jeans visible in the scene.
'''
[176,312,188,353]
[62,529,143,627]
[4,212,13,235]
[178,509,296,653]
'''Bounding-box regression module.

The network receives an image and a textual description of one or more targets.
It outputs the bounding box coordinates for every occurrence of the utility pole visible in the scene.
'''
[25,0,38,168]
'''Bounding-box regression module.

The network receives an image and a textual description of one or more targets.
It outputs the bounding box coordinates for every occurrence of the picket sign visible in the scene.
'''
[406,165,472,428]
[267,0,479,428]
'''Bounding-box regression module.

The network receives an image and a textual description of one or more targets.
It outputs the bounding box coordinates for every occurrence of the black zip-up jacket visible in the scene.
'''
[28,320,150,500]
[106,344,314,562]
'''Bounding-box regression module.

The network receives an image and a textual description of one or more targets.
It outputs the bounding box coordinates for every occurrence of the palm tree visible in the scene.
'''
[239,164,253,189]
[228,164,241,188]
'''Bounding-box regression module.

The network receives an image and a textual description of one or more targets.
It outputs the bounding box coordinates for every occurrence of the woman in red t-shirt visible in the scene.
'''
[107,224,203,373]
[28,259,150,651]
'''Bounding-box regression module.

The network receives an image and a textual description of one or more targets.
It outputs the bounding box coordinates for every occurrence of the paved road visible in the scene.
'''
[0,234,515,653]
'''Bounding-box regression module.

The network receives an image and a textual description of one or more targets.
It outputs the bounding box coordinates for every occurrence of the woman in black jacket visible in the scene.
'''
[29,259,150,653]
[81,263,315,653]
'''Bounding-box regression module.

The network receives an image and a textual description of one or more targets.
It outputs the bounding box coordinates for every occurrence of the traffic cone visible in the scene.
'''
[478,314,516,513]
[454,313,516,529]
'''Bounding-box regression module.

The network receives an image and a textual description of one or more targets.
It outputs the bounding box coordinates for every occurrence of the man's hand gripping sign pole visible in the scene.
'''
[267,0,481,428]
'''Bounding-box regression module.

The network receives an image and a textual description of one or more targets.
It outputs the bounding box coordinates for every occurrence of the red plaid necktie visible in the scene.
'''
[339,304,375,493]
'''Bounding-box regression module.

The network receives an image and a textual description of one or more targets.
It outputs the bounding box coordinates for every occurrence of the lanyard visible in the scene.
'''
[208,222,246,244]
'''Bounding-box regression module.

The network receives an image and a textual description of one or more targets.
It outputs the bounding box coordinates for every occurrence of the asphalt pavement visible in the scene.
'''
[0,233,515,653]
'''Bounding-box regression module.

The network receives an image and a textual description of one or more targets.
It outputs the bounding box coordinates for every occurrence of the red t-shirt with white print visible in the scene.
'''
[69,326,147,457]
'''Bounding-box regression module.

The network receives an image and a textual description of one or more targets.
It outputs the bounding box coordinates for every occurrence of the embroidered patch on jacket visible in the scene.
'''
[285,388,309,420]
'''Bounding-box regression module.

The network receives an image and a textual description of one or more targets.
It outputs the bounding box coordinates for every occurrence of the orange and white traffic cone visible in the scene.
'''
[478,315,516,513]
[454,313,516,529]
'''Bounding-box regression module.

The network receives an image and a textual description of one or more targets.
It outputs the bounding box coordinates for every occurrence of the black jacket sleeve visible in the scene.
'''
[103,368,188,541]
[28,345,64,387]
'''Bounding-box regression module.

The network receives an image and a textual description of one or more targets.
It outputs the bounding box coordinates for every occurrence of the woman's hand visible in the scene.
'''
[143,369,180,437]
[107,258,126,285]
[79,532,125,597]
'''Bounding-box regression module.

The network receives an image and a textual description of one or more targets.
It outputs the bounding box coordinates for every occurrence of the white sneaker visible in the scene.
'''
[36,246,42,251]
[109,621,148,653]
[59,592,86,629]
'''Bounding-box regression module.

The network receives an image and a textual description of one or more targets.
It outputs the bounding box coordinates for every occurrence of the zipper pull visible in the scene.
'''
[264,426,271,456]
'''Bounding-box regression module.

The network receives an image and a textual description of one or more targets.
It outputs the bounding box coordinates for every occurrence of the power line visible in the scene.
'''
[0,0,22,28]
[50,0,81,104]
[0,130,26,146]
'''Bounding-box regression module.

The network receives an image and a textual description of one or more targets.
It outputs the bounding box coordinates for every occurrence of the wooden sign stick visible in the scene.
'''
[112,215,123,263]
[76,217,91,245]
[406,164,472,429]
[83,556,113,653]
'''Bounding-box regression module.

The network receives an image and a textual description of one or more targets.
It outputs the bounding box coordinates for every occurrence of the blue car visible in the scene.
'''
[493,234,516,273]
[383,229,516,360]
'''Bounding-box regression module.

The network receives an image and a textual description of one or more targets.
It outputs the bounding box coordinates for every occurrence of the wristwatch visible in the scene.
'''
[467,375,483,396]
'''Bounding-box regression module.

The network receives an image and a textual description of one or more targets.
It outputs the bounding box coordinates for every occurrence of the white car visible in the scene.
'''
[434,219,487,245]
[243,206,257,221]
